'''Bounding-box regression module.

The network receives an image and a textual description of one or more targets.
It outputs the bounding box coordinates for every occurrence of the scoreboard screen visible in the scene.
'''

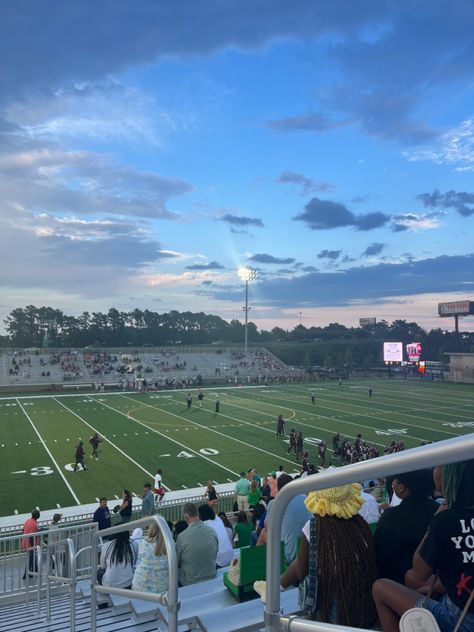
[383,342,403,363]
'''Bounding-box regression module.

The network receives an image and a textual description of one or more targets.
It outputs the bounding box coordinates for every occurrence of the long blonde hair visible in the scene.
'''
[145,522,167,556]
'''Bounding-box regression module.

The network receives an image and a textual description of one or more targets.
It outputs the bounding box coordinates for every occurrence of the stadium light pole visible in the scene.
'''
[239,268,257,354]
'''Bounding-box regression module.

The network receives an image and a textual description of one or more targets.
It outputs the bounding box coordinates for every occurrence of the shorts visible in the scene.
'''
[237,494,249,512]
[416,594,474,632]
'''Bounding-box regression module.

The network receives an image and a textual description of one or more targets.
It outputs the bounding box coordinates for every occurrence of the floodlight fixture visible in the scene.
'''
[241,268,257,353]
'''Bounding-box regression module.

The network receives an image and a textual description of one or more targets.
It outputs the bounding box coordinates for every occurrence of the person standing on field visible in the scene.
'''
[74,440,87,472]
[89,432,102,460]
[154,469,165,501]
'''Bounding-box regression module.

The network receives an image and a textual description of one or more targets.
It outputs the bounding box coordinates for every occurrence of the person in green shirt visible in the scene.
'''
[234,511,253,548]
[248,480,261,508]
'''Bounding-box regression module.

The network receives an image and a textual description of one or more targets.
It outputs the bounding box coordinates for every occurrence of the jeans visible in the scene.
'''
[416,594,474,632]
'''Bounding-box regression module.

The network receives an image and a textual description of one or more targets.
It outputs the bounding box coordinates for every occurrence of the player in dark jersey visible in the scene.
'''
[296,431,304,460]
[287,428,297,455]
[89,433,102,460]
[276,414,285,437]
[73,441,87,472]
[197,391,204,407]
[332,432,340,455]
[319,440,327,467]
[311,392,315,404]
[186,393,192,409]
[215,395,220,413]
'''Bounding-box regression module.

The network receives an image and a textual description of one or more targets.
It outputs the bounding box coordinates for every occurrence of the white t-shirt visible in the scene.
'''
[154,473,162,489]
[358,491,380,525]
[205,518,234,567]
[100,539,137,589]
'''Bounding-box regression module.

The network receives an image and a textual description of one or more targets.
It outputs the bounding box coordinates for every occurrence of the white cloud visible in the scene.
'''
[403,117,474,169]
[5,82,176,146]
[0,147,193,219]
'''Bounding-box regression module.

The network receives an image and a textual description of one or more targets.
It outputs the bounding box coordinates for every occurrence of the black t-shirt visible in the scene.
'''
[420,507,474,613]
[208,487,218,501]
[375,496,438,583]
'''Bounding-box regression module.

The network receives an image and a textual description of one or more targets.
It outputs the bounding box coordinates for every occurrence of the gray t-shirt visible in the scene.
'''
[176,521,218,586]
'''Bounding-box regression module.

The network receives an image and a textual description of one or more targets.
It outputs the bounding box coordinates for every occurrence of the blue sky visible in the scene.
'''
[0,1,473,333]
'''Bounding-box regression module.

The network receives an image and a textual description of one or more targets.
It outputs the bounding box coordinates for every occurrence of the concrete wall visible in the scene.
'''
[448,353,474,384]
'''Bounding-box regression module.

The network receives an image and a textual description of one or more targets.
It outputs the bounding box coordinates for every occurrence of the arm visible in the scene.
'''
[99,543,108,570]
[404,550,433,590]
[280,532,309,588]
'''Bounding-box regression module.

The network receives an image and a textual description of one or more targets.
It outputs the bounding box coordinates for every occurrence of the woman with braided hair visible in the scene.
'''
[373,459,474,632]
[254,483,377,627]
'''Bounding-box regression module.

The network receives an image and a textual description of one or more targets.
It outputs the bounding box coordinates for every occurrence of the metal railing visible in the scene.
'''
[90,515,179,632]
[45,538,78,632]
[0,492,235,536]
[264,433,474,632]
[0,523,96,602]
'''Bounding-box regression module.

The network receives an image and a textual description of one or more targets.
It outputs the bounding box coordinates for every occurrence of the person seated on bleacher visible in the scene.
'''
[255,483,377,627]
[198,504,234,567]
[175,502,218,586]
[257,473,312,566]
[99,530,138,589]
[374,469,438,583]
[132,522,169,594]
[234,511,253,548]
[217,512,234,547]
[373,459,474,632]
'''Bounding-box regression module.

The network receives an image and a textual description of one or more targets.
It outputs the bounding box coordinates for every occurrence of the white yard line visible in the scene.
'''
[120,393,303,467]
[52,397,165,489]
[88,396,240,479]
[280,385,468,431]
[16,399,81,505]
[225,391,428,444]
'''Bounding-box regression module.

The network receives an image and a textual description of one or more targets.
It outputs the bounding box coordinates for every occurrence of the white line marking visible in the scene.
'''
[16,399,80,505]
[52,397,157,485]
[94,396,240,478]
[122,393,301,469]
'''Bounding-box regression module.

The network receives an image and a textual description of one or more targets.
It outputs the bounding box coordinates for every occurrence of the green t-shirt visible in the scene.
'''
[234,521,253,548]
[248,489,261,506]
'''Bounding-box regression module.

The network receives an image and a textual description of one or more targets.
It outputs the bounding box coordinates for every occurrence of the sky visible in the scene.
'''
[0,0,473,334]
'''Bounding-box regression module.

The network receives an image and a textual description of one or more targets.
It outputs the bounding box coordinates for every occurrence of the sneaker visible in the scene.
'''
[253,580,267,603]
[399,608,441,632]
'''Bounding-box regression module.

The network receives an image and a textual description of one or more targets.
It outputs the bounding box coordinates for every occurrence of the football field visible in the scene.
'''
[0,379,473,518]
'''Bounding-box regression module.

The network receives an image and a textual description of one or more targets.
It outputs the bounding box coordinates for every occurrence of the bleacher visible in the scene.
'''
[0,435,471,632]
[0,347,304,390]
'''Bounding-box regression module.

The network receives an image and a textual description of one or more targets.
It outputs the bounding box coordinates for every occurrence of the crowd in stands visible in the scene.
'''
[83,351,119,376]
[20,456,474,631]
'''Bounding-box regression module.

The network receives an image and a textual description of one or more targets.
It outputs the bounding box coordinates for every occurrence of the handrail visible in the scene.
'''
[90,515,178,632]
[264,433,474,632]
[46,537,76,632]
[24,543,43,615]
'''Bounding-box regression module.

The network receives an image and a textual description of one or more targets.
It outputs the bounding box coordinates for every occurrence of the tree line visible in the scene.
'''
[1,305,472,366]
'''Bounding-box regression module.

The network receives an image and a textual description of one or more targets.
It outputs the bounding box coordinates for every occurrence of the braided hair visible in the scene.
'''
[314,514,377,627]
[442,459,474,509]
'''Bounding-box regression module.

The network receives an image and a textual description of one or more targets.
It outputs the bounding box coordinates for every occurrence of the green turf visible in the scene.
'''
[0,378,473,517]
